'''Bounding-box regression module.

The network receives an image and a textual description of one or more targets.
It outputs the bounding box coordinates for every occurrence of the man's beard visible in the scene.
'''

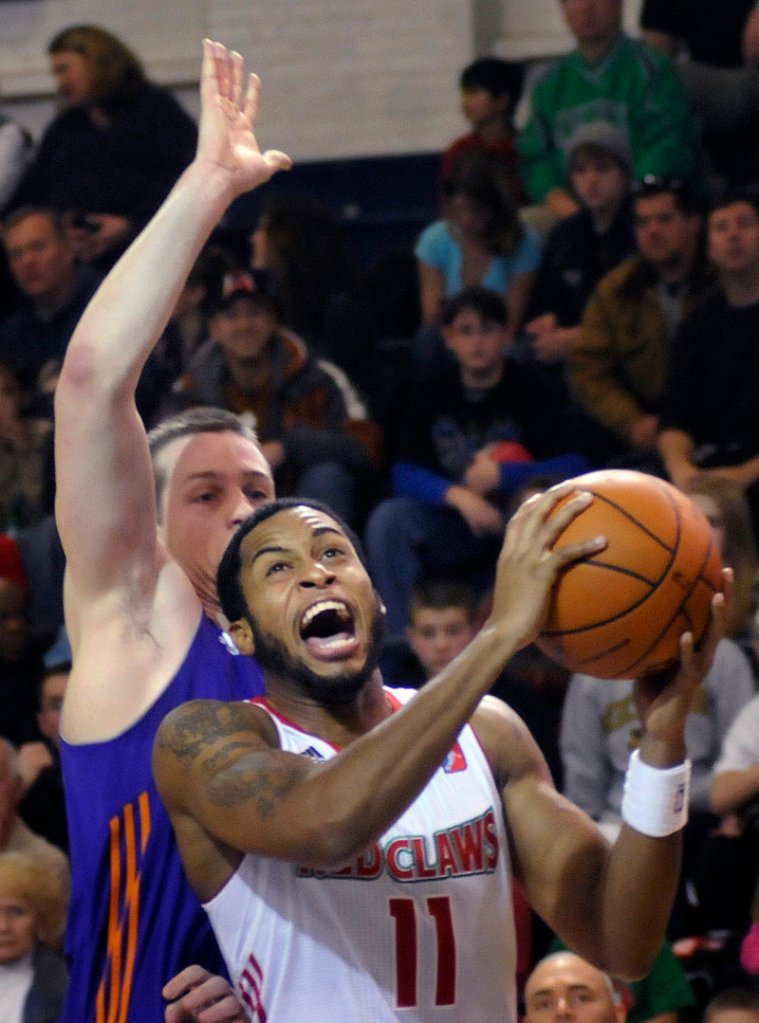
[249,599,386,707]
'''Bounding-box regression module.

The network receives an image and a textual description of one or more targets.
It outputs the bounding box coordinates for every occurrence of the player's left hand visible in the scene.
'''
[163,965,246,1022]
[633,568,731,752]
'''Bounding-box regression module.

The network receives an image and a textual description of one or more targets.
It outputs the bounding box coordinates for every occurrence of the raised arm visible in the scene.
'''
[54,41,290,612]
[490,582,728,981]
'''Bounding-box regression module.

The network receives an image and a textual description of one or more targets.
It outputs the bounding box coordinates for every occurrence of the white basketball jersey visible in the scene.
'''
[204,688,518,1023]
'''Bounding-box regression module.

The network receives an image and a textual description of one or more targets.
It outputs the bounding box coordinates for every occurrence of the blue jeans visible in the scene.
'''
[364,496,502,637]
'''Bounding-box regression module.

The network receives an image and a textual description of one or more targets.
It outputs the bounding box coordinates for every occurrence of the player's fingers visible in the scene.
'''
[229,50,244,107]
[262,149,293,174]
[163,964,210,999]
[242,73,261,123]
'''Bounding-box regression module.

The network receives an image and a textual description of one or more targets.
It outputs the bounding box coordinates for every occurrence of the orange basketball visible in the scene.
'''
[536,469,724,679]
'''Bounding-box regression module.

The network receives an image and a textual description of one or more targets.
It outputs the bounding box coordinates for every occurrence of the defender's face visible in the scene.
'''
[160,431,274,598]
[235,506,379,679]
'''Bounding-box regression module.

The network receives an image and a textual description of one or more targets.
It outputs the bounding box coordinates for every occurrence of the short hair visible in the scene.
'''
[48,25,145,105]
[633,175,702,216]
[217,497,367,624]
[441,285,508,327]
[709,189,759,220]
[0,850,69,948]
[409,578,476,623]
[147,407,262,509]
[705,988,759,1023]
[3,206,67,242]
[460,58,524,104]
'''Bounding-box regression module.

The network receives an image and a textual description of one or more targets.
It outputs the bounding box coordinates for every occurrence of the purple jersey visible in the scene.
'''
[60,614,264,1022]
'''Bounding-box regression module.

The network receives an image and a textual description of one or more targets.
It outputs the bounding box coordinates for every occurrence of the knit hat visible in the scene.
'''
[567,121,633,172]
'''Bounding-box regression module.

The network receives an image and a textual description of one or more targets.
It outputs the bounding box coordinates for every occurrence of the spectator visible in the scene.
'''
[250,196,378,399]
[0,361,52,532]
[658,193,759,537]
[704,988,759,1023]
[518,0,708,220]
[442,57,527,204]
[641,1,759,189]
[0,539,46,748]
[0,850,69,1022]
[0,114,31,214]
[365,286,588,636]
[168,273,382,528]
[11,25,197,269]
[685,476,758,648]
[0,207,102,412]
[17,632,70,854]
[0,741,67,893]
[569,177,708,464]
[525,121,636,371]
[416,150,541,337]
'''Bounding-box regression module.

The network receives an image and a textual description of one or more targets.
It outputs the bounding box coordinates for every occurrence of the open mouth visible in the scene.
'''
[299,600,359,658]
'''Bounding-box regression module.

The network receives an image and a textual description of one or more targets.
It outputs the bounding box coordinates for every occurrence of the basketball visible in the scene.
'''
[536,469,724,679]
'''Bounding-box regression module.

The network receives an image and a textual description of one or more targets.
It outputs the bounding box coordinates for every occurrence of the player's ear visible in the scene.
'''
[229,618,255,655]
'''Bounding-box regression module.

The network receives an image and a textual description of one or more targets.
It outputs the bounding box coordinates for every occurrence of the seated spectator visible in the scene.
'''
[17,631,69,854]
[10,25,197,270]
[365,286,588,636]
[569,177,708,464]
[0,540,46,747]
[658,193,759,538]
[517,0,708,220]
[641,1,759,189]
[0,207,102,413]
[0,361,52,532]
[167,273,383,527]
[0,114,31,214]
[156,242,239,382]
[534,944,696,1023]
[415,150,541,338]
[695,681,759,935]
[704,988,759,1023]
[250,195,378,400]
[686,477,759,649]
[0,850,69,1021]
[442,57,527,205]
[525,121,636,372]
[562,633,755,938]
[0,740,68,893]
[380,576,480,688]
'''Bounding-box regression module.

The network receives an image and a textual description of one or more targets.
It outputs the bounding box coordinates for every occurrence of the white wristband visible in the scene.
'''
[621,749,691,837]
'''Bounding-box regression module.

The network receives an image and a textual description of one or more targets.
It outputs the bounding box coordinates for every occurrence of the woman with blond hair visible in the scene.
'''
[10,25,197,269]
[0,850,68,1022]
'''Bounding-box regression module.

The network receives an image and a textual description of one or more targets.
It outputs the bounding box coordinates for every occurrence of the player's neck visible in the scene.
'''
[264,669,390,746]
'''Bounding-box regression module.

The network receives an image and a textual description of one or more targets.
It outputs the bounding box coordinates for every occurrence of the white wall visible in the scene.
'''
[0,0,644,159]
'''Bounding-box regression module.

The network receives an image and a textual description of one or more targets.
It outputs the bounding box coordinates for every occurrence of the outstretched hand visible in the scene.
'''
[196,39,291,198]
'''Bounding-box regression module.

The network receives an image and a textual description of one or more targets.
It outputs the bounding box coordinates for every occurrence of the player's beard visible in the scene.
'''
[248,596,386,707]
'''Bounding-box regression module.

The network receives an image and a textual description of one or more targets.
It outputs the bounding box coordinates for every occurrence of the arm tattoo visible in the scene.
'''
[161,699,303,820]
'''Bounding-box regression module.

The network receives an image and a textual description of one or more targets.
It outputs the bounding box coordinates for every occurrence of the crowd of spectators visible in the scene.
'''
[2,6,759,1019]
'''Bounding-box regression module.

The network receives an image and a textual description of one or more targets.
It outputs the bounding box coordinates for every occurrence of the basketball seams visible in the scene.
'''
[537,469,723,679]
